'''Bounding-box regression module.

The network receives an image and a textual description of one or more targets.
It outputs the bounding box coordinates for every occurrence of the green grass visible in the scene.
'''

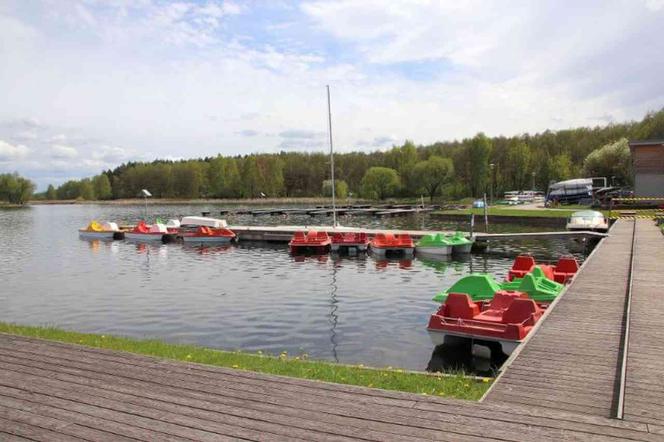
[0,322,491,399]
[435,207,580,218]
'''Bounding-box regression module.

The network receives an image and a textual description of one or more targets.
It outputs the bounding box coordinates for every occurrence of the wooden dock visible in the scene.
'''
[228,224,606,243]
[0,219,661,440]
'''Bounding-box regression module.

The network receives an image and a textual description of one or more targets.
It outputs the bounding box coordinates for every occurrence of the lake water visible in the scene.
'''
[0,204,592,375]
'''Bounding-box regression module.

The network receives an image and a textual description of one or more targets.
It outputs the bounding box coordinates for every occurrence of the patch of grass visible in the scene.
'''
[435,207,580,218]
[0,322,491,399]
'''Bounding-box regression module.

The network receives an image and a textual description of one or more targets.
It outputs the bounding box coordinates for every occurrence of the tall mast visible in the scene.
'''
[326,85,337,227]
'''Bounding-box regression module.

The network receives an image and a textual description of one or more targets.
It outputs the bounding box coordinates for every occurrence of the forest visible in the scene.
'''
[35,108,664,202]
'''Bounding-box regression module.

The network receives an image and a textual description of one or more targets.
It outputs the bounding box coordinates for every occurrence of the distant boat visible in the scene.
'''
[78,221,121,240]
[370,233,414,257]
[566,210,609,233]
[415,233,453,256]
[124,221,168,242]
[289,230,332,254]
[181,226,236,245]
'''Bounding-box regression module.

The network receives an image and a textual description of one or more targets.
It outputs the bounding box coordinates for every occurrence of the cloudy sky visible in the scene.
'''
[1,0,663,189]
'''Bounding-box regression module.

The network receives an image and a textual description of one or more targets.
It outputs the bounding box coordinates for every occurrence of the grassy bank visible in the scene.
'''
[0,322,490,399]
[435,207,582,218]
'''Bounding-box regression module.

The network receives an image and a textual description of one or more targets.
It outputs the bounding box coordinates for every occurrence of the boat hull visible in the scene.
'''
[331,243,368,252]
[78,230,116,240]
[566,223,609,233]
[452,243,473,254]
[182,236,233,244]
[124,232,165,242]
[371,247,414,256]
[427,330,520,356]
[416,245,452,256]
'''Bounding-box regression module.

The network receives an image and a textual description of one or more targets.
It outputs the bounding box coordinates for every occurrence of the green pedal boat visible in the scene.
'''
[433,268,564,304]
[416,233,453,256]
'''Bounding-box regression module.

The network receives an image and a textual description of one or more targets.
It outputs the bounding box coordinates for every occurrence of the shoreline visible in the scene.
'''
[0,322,490,399]
[29,197,375,206]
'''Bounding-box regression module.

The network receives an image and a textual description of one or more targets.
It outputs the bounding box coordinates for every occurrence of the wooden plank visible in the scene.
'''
[622,220,664,427]
[0,340,654,441]
[485,219,633,417]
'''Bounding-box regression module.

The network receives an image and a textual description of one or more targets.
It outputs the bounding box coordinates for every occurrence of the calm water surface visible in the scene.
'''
[0,204,592,375]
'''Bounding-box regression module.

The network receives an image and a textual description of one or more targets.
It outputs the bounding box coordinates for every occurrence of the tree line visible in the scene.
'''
[0,173,35,205]
[39,108,664,201]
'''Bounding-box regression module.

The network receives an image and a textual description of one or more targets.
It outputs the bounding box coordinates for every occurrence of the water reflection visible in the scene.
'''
[328,263,339,363]
[373,258,413,270]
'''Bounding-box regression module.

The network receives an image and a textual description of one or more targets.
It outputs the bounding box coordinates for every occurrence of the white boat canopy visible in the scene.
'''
[180,216,227,228]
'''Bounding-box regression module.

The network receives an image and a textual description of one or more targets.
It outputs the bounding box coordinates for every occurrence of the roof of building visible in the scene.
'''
[629,139,664,147]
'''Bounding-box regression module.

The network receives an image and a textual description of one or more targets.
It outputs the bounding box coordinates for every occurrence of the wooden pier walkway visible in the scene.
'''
[0,219,661,440]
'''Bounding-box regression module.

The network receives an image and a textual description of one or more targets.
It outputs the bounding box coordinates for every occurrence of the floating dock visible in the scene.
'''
[228,224,607,243]
[1,219,659,440]
[211,204,440,218]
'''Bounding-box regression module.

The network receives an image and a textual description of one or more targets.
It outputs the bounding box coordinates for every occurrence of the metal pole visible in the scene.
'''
[326,85,337,227]
[483,193,489,233]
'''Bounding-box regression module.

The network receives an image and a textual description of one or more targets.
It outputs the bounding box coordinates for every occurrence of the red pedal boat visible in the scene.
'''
[507,254,535,281]
[370,233,414,257]
[331,232,369,253]
[181,226,236,245]
[507,254,579,284]
[427,290,544,356]
[289,230,331,254]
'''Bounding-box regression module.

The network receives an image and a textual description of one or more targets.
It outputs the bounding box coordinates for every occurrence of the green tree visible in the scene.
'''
[241,156,260,198]
[46,184,57,200]
[322,179,348,199]
[411,156,454,202]
[385,141,419,195]
[360,167,400,200]
[549,153,573,182]
[583,138,632,185]
[79,178,95,200]
[0,173,35,204]
[466,133,492,197]
[504,140,532,190]
[92,174,112,200]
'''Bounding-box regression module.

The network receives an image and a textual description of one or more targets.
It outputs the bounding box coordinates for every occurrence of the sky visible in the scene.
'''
[1,0,663,190]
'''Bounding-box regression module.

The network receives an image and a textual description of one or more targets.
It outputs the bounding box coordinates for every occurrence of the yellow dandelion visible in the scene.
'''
[482,378,491,383]
[186,354,192,359]
[232,364,239,368]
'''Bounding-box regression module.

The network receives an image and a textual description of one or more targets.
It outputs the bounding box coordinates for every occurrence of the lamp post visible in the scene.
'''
[140,189,152,221]
[489,163,495,205]
[532,171,536,191]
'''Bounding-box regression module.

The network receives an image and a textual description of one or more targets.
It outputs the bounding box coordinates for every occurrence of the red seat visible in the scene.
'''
[443,293,480,319]
[502,299,542,325]
[292,231,305,241]
[475,291,526,322]
[553,256,579,284]
[508,254,536,281]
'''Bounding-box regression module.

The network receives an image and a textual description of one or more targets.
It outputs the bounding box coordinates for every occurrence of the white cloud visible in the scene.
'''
[0,140,29,161]
[0,0,662,189]
[50,144,78,159]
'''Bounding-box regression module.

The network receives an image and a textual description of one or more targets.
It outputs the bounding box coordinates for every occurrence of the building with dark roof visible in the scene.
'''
[629,139,664,197]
